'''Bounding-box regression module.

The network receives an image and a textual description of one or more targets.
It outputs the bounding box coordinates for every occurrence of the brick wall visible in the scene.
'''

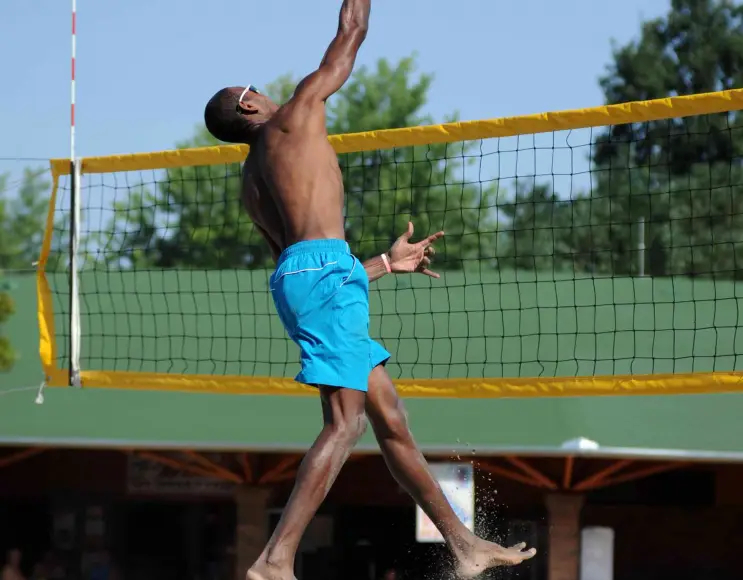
[583,504,743,580]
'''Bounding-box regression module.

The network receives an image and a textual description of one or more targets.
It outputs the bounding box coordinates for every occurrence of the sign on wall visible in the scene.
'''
[416,463,475,543]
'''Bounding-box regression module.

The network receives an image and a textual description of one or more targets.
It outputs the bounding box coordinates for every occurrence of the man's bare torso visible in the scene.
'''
[241,99,346,258]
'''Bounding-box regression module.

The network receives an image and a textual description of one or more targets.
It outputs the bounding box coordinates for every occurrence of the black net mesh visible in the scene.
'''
[46,112,743,382]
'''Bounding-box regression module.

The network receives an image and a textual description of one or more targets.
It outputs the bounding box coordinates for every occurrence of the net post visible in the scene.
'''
[68,158,82,388]
[68,0,81,388]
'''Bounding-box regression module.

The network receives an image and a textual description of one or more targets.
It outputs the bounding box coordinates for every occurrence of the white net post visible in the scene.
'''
[69,158,82,387]
[68,0,81,388]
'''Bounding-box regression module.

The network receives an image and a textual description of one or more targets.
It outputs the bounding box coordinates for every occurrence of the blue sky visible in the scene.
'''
[1,0,671,173]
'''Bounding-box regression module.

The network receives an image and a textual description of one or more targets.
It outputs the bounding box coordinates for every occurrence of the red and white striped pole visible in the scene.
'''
[68,0,81,387]
[70,0,76,162]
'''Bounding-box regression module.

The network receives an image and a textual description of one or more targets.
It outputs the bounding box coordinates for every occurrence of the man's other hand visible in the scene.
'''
[387,222,445,278]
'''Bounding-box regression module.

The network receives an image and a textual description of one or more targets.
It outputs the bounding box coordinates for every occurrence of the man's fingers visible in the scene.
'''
[420,257,432,267]
[421,268,440,279]
[422,230,445,246]
[403,221,414,240]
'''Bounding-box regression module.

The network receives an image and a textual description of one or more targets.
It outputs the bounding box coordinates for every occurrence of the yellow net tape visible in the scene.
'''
[50,88,743,174]
[37,164,61,378]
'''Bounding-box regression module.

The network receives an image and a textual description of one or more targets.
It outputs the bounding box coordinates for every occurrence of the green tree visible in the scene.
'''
[105,55,496,270]
[0,276,15,372]
[498,0,743,278]
[596,0,743,173]
[0,169,50,270]
[0,168,50,371]
[497,183,567,272]
[328,57,496,266]
[592,0,743,277]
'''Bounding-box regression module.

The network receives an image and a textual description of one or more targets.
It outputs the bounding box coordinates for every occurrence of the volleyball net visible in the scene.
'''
[38,89,743,398]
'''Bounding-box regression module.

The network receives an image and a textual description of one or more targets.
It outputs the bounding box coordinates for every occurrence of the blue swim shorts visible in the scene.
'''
[269,239,391,392]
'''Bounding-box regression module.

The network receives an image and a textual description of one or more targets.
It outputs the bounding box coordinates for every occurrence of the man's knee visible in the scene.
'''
[367,367,410,439]
[320,386,368,444]
[330,411,368,445]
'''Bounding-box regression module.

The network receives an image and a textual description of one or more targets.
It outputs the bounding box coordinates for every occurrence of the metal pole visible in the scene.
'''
[69,0,81,387]
[70,0,76,163]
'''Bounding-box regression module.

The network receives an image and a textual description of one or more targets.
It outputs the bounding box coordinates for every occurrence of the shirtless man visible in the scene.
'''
[203,1,536,578]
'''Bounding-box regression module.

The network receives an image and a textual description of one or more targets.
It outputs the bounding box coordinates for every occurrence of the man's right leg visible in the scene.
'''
[365,366,536,579]
[247,386,366,580]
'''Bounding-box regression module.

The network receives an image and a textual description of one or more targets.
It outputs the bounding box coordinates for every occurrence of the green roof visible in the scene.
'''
[2,272,743,460]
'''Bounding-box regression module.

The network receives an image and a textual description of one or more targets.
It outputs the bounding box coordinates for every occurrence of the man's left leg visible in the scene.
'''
[364,365,536,579]
[248,386,367,580]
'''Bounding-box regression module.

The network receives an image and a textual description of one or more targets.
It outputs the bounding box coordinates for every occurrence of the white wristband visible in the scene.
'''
[380,253,392,273]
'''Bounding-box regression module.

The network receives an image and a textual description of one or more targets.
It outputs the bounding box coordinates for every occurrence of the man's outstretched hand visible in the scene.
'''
[387,222,445,278]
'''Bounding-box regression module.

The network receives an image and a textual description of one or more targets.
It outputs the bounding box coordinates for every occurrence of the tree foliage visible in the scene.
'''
[0,169,50,270]
[0,277,15,372]
[0,168,48,371]
[497,0,743,278]
[329,57,496,266]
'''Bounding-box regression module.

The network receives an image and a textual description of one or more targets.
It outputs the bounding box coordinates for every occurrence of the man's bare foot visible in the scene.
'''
[245,560,297,580]
[455,540,536,579]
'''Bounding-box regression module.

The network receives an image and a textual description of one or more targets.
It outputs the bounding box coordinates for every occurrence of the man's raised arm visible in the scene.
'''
[293,0,371,103]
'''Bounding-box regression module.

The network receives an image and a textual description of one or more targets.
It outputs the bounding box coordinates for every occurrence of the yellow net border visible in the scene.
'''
[38,88,743,397]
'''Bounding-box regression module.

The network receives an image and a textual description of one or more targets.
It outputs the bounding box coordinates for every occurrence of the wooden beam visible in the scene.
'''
[137,451,240,483]
[504,456,559,490]
[239,453,254,484]
[0,448,45,470]
[475,460,548,488]
[182,451,243,483]
[562,456,575,490]
[259,455,301,484]
[597,462,691,489]
[270,470,301,484]
[573,459,634,491]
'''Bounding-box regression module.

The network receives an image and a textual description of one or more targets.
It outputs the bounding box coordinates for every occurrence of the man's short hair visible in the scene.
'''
[204,88,252,144]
